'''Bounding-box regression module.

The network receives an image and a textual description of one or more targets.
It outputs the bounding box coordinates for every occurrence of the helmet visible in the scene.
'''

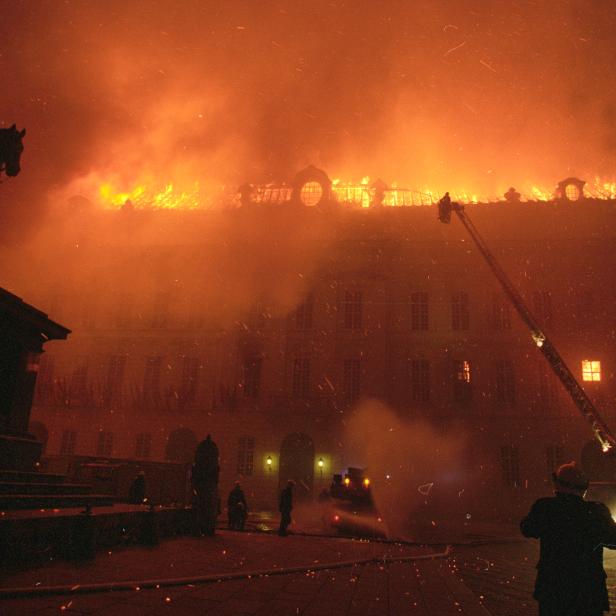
[552,461,589,491]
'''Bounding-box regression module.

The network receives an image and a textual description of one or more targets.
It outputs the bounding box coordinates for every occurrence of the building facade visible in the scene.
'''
[20,188,616,517]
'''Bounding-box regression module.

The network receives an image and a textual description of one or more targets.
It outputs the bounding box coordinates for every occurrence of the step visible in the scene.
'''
[0,470,66,484]
[0,494,116,510]
[0,482,92,496]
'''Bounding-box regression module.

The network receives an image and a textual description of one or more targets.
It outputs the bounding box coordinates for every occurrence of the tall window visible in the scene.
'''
[492,295,511,330]
[135,433,152,458]
[343,290,363,330]
[103,355,126,408]
[292,357,311,399]
[453,360,472,404]
[69,359,89,408]
[411,292,429,331]
[237,437,255,476]
[452,292,469,331]
[143,356,162,407]
[97,431,114,457]
[500,445,520,487]
[546,444,564,473]
[533,291,552,325]
[410,359,430,403]
[295,294,314,330]
[495,360,515,404]
[242,357,262,398]
[582,360,601,382]
[537,369,557,408]
[60,430,77,455]
[180,356,200,404]
[343,359,361,401]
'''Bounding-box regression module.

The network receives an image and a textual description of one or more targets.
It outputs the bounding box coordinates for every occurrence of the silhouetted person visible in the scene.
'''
[504,186,521,202]
[521,461,616,616]
[278,480,294,536]
[438,192,452,223]
[128,471,146,504]
[227,482,248,531]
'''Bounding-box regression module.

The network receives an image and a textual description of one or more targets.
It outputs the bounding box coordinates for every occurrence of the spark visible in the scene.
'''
[444,41,466,56]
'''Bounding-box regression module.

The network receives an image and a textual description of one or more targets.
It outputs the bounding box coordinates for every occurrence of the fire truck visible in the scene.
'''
[322,467,385,537]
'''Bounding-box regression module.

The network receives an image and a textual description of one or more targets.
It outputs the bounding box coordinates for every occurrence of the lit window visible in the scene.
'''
[582,360,601,382]
[565,184,581,201]
[300,181,323,206]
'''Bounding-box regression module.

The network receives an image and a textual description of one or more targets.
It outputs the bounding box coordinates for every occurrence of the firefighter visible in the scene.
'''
[437,192,452,223]
[278,479,294,536]
[521,461,616,616]
[227,482,248,531]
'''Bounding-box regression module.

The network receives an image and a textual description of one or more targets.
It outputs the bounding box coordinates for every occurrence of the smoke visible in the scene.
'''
[344,400,467,539]
[2,1,616,238]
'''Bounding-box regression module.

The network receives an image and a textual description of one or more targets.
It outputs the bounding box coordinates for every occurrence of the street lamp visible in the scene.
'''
[266,455,272,473]
[317,457,324,478]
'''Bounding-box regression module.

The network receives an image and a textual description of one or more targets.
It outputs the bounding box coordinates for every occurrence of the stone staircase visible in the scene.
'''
[0,469,116,510]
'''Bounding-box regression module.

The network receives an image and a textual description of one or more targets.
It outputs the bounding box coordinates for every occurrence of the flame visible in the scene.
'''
[75,171,616,211]
[99,181,202,209]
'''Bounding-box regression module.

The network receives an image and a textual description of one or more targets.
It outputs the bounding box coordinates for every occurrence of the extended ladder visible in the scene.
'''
[439,199,616,453]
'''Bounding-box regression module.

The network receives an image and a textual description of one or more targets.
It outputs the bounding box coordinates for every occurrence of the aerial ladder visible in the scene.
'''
[438,196,616,454]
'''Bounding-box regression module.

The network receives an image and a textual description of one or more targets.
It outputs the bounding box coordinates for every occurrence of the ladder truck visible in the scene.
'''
[438,196,616,455]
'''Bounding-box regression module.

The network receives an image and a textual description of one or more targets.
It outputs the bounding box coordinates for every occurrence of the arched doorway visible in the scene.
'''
[279,432,314,501]
[29,421,49,454]
[165,428,198,463]
[581,440,616,481]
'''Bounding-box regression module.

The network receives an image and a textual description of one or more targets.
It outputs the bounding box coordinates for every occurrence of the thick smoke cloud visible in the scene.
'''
[2,0,616,239]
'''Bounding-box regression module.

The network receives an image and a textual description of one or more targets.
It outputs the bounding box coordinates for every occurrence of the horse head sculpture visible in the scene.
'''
[0,124,26,177]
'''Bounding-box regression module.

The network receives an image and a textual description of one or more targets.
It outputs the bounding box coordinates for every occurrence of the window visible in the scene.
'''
[343,290,363,330]
[103,355,126,408]
[97,431,113,457]
[180,356,200,404]
[295,294,314,330]
[410,359,430,403]
[411,292,429,331]
[60,430,77,455]
[69,359,89,408]
[546,444,565,473]
[292,357,311,399]
[495,360,515,404]
[453,360,472,404]
[242,357,262,398]
[143,356,162,407]
[237,437,255,475]
[533,291,552,325]
[537,369,557,408]
[452,292,469,331]
[582,360,601,382]
[135,433,152,458]
[500,445,520,487]
[343,359,361,401]
[492,295,511,330]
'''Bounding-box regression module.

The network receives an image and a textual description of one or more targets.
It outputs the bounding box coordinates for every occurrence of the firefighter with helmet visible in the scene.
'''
[521,461,616,616]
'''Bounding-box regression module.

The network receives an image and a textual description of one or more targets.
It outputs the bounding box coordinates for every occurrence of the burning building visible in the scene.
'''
[6,168,616,520]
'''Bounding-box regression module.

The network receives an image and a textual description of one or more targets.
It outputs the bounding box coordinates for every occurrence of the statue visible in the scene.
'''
[191,434,220,536]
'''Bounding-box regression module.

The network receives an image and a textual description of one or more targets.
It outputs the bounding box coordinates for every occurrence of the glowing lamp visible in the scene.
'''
[363,478,370,488]
[317,457,324,468]
[344,476,351,487]
[266,455,272,471]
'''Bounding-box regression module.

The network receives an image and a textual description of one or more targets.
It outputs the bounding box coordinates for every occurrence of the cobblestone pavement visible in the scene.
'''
[0,531,491,615]
[451,538,616,616]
